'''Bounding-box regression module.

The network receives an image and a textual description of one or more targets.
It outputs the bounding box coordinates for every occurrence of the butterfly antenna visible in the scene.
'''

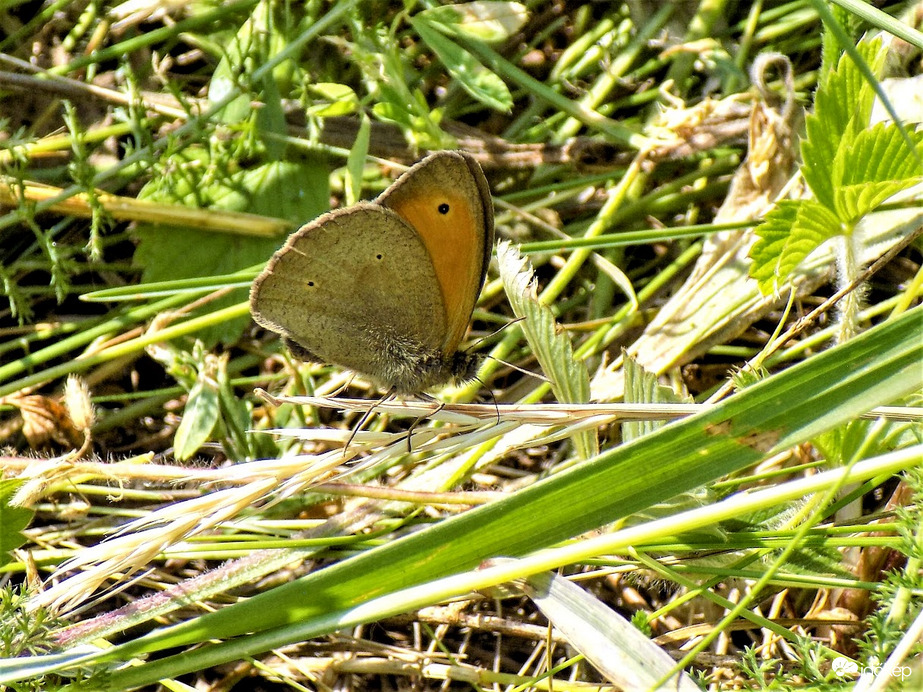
[485,355,552,384]
[468,316,526,350]
[467,318,551,385]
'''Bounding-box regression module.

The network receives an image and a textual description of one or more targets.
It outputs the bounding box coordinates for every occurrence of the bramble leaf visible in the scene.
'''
[832,123,923,222]
[750,200,843,293]
[801,37,886,208]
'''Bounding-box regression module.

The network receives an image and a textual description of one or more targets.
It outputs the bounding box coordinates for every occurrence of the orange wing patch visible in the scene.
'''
[386,190,483,353]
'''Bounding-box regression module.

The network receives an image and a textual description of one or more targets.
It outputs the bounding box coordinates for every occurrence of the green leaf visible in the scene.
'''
[306,82,360,117]
[0,480,32,569]
[622,353,690,442]
[415,2,528,43]
[216,354,259,460]
[344,114,371,206]
[498,242,596,459]
[800,109,840,210]
[411,16,513,113]
[832,123,923,222]
[134,155,329,345]
[256,70,287,160]
[174,358,221,462]
[801,37,886,208]
[371,101,414,131]
[750,200,843,293]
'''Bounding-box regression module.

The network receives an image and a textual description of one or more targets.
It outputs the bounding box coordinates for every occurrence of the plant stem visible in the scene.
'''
[834,230,860,343]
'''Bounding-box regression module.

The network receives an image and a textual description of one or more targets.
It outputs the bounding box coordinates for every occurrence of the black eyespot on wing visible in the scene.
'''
[375,253,383,260]
[438,202,450,214]
[306,280,315,287]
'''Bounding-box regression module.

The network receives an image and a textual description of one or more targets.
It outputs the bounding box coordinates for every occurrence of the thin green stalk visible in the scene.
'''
[0,301,249,397]
[540,156,645,305]
[0,0,72,52]
[665,0,731,89]
[0,121,140,166]
[835,231,860,343]
[663,446,864,685]
[586,241,704,356]
[521,221,749,253]
[555,4,673,141]
[828,0,923,50]
[48,1,260,76]
[730,0,764,92]
[549,18,616,82]
[0,293,188,388]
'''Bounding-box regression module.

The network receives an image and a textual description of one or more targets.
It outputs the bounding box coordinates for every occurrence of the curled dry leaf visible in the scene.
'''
[1,394,84,449]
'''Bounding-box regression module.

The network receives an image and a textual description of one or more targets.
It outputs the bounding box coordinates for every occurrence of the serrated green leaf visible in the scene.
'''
[835,38,886,133]
[838,123,923,186]
[134,155,329,345]
[497,241,597,459]
[800,111,839,210]
[416,2,528,43]
[0,480,33,569]
[623,353,690,442]
[832,123,923,222]
[750,200,843,293]
[838,180,922,227]
[411,17,513,112]
[801,37,887,207]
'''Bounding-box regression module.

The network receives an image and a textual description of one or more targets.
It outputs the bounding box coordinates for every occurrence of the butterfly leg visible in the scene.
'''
[344,390,394,455]
[405,397,445,452]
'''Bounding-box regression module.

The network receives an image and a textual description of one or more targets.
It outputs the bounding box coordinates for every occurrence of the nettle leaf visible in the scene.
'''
[411,16,513,112]
[497,241,597,460]
[415,2,528,43]
[134,154,329,345]
[801,37,886,208]
[622,353,691,443]
[750,200,843,293]
[833,123,923,223]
